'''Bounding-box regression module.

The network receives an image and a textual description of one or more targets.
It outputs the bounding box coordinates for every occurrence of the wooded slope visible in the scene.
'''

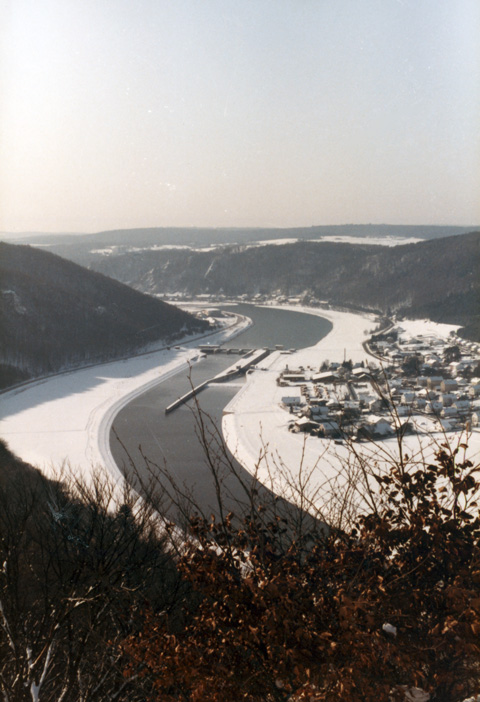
[0,242,207,388]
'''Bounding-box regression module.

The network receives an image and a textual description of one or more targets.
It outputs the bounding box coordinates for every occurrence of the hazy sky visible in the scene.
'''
[1,0,479,233]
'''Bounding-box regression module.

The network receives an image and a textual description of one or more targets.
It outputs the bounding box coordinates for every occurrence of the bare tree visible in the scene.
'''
[0,443,181,701]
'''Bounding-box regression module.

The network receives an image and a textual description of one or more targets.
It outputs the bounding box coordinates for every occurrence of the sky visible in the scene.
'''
[1,0,479,234]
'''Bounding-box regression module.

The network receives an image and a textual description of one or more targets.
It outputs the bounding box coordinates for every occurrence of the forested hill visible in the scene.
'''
[0,242,207,389]
[6,223,473,254]
[89,230,480,339]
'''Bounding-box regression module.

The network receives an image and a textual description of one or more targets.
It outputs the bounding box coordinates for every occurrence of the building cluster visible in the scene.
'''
[278,327,480,442]
[163,290,329,307]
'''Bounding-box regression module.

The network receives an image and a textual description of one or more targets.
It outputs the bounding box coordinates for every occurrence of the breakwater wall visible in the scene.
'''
[165,348,270,414]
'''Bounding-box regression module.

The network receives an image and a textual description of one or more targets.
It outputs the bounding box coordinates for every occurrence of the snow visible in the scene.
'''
[0,315,250,485]
[301,236,424,247]
[90,235,424,257]
[1,304,478,519]
[0,350,196,483]
[222,307,480,515]
[382,623,398,637]
[245,238,300,247]
[221,307,383,512]
[244,236,424,248]
[396,318,460,340]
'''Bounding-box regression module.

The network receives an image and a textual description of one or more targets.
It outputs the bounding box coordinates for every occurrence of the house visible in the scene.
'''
[368,398,384,413]
[342,401,361,420]
[357,392,376,406]
[427,376,444,389]
[440,379,458,393]
[294,417,319,433]
[451,360,474,373]
[318,420,341,438]
[416,376,429,387]
[310,405,329,418]
[362,416,394,436]
[454,400,471,415]
[312,371,339,384]
[436,418,457,432]
[426,400,443,415]
[468,382,480,398]
[401,391,416,405]
[283,373,306,383]
[423,353,442,367]
[357,417,394,440]
[282,396,303,408]
[414,397,427,410]
[440,393,457,407]
[417,388,438,401]
[351,368,372,380]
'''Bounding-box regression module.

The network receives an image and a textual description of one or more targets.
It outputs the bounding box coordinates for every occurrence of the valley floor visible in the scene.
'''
[0,316,249,484]
[1,305,478,516]
[222,307,480,517]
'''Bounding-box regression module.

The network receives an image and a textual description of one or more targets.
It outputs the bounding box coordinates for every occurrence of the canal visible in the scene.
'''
[111,305,332,522]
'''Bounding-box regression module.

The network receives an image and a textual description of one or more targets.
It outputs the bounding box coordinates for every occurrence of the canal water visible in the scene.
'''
[111,305,332,521]
[221,303,332,350]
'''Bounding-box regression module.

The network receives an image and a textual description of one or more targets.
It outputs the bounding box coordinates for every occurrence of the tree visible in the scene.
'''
[2,413,480,701]
[0,440,180,702]
[444,345,462,364]
[401,355,423,377]
[121,439,480,701]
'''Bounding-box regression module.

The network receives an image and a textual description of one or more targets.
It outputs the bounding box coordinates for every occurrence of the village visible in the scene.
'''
[277,324,480,442]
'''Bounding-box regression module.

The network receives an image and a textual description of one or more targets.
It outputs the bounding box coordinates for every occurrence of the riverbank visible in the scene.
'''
[0,313,250,484]
[2,304,477,514]
[222,307,480,518]
[222,307,376,515]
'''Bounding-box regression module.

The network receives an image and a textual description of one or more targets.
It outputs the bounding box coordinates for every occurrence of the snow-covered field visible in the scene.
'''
[1,305,478,517]
[222,308,480,516]
[244,236,424,248]
[90,235,424,257]
[0,315,250,484]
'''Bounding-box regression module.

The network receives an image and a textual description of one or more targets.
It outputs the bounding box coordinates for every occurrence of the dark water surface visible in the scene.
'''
[222,304,332,350]
[111,305,332,519]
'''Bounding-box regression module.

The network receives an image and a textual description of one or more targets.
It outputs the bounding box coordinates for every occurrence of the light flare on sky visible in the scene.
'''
[1,0,479,233]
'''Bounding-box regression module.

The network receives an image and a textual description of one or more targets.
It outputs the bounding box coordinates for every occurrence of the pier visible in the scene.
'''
[165,348,270,414]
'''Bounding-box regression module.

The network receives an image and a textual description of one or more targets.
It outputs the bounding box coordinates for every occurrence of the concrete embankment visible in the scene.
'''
[165,348,270,414]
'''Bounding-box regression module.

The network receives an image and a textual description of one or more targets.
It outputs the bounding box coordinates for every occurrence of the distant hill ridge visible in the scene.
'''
[87,230,480,340]
[0,242,207,389]
[5,223,475,252]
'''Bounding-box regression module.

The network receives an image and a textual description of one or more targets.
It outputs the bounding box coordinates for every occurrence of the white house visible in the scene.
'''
[401,392,416,405]
[454,400,471,415]
[282,395,303,407]
[295,417,319,432]
[440,379,458,393]
[440,393,457,407]
[318,420,341,437]
[426,400,443,415]
[362,416,394,436]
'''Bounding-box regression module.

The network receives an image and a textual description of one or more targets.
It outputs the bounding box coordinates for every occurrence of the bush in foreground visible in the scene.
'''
[122,442,480,701]
[0,440,180,702]
[1,432,479,701]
